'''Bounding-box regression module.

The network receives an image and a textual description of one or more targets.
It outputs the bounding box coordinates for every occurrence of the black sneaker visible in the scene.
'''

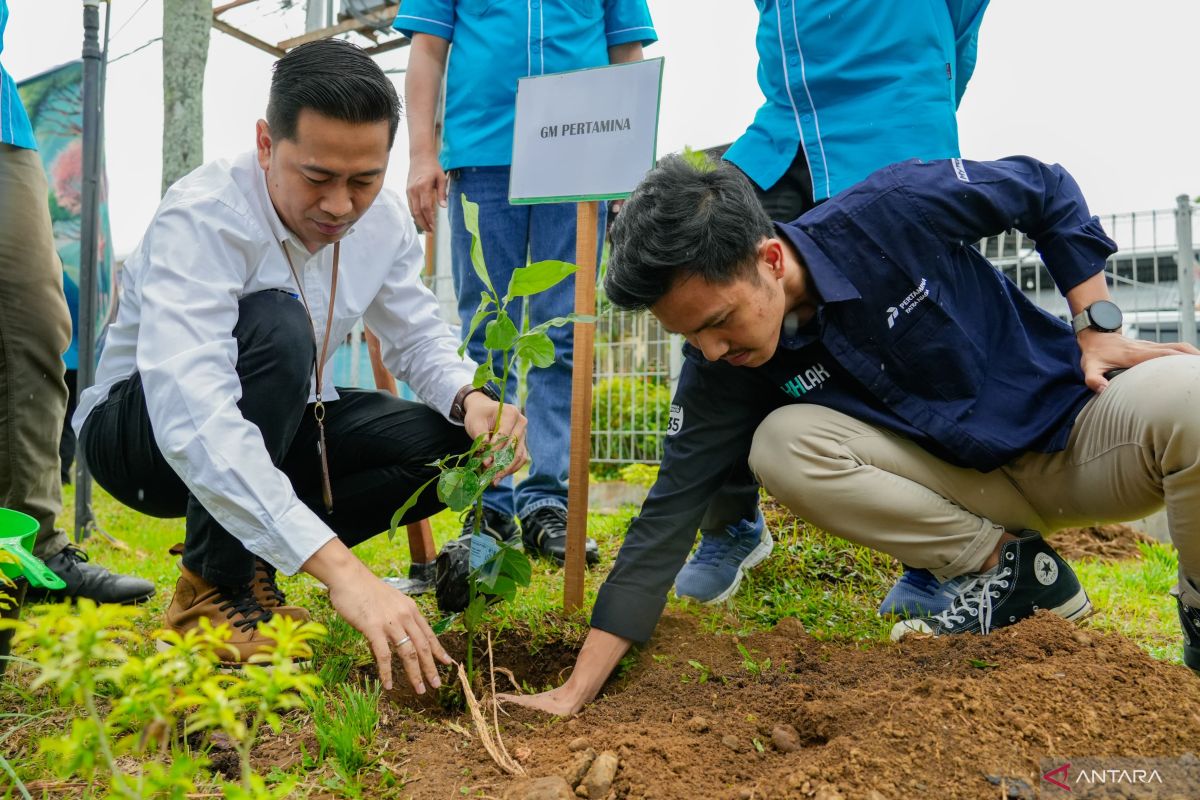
[1177,596,1200,675]
[25,544,155,606]
[890,531,1091,640]
[520,506,599,566]
[461,505,520,543]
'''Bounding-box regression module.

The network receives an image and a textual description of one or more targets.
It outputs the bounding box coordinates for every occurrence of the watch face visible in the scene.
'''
[1090,301,1123,331]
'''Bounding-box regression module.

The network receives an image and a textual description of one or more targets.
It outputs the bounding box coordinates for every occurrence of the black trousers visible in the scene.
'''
[79,290,471,586]
[701,145,823,531]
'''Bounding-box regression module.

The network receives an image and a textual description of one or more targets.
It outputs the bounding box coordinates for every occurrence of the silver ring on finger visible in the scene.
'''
[396,635,412,648]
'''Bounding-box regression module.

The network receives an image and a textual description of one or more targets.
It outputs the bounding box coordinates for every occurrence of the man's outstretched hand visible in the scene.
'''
[497,684,589,717]
[497,627,634,717]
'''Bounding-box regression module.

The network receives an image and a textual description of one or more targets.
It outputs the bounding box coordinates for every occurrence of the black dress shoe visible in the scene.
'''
[520,506,599,566]
[25,545,156,605]
[461,505,520,543]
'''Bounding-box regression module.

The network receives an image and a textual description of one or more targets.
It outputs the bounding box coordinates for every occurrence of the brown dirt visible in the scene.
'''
[1049,524,1158,563]
[279,611,1200,799]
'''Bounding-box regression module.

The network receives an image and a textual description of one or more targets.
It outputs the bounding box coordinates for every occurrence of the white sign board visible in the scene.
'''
[509,58,664,204]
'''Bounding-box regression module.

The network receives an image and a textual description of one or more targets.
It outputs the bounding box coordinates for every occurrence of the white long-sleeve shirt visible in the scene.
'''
[75,150,477,575]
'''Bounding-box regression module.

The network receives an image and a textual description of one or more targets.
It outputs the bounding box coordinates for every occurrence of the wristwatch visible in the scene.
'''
[1070,300,1123,335]
[449,382,501,423]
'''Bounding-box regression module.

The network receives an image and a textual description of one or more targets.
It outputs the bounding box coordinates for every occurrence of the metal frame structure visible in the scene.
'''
[211,0,406,59]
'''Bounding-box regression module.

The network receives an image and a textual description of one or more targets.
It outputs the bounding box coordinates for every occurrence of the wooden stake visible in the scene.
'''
[565,201,599,612]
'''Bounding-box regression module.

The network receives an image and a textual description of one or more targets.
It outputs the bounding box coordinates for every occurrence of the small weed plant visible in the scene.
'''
[392,194,592,683]
[736,642,772,677]
[308,680,382,776]
[0,599,325,798]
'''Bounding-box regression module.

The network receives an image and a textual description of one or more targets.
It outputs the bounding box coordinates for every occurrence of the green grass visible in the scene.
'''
[49,484,1185,663]
[1073,540,1183,663]
[309,680,382,775]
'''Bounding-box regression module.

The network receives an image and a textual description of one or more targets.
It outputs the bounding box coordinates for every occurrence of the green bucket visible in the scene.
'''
[0,508,65,590]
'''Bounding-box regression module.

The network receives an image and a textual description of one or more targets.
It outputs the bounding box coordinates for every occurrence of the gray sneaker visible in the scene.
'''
[675,512,774,604]
[891,531,1091,640]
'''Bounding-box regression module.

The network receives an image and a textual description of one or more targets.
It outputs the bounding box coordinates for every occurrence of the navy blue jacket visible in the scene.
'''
[592,157,1118,643]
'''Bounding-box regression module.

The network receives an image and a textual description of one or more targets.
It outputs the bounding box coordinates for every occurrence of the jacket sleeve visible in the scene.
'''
[590,351,776,642]
[890,156,1118,295]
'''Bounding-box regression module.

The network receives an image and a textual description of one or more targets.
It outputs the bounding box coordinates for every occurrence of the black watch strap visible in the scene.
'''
[449,382,501,423]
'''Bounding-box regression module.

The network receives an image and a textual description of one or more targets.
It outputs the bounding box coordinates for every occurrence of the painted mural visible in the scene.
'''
[18,60,113,370]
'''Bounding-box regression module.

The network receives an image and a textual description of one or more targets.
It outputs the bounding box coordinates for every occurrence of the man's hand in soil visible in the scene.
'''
[303,538,452,693]
[498,627,632,716]
[463,394,528,484]
[1076,328,1199,392]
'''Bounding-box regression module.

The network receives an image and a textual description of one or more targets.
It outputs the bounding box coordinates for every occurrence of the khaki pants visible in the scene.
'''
[748,354,1200,608]
[0,144,72,558]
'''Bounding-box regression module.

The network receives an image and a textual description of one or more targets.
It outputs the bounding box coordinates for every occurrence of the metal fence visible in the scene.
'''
[332,197,1199,469]
[985,196,1198,346]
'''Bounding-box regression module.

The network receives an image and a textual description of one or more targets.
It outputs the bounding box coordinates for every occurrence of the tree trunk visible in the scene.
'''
[161,0,209,195]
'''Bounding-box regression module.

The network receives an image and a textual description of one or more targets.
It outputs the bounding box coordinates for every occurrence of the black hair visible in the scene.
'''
[266,38,401,147]
[605,155,773,310]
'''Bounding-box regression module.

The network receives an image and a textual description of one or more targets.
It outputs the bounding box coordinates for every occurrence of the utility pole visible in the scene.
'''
[162,0,210,194]
[74,0,104,541]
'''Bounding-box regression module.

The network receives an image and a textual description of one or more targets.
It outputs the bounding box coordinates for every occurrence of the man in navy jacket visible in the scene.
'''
[502,154,1200,715]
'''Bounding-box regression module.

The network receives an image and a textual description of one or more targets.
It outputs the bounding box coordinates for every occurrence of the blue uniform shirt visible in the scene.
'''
[394,0,656,170]
[0,0,37,150]
[592,156,1118,643]
[725,0,988,200]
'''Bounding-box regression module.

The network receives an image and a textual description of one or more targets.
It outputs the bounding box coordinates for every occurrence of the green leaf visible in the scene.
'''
[516,332,555,368]
[459,307,495,360]
[475,554,502,589]
[472,361,494,389]
[492,442,516,471]
[495,543,532,586]
[968,658,1000,670]
[484,312,519,351]
[431,614,460,636]
[389,474,438,539]
[460,194,494,294]
[437,469,482,512]
[488,575,518,603]
[464,594,488,630]
[528,312,597,335]
[507,260,578,298]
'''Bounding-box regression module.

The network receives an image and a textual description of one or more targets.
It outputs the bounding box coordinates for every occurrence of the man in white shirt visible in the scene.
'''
[73,39,526,696]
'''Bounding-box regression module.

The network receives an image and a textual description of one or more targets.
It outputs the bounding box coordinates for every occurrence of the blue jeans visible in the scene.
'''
[448,166,606,521]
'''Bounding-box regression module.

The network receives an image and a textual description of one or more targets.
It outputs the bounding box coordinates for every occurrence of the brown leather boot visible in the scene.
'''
[162,565,277,663]
[252,559,311,623]
[168,543,311,623]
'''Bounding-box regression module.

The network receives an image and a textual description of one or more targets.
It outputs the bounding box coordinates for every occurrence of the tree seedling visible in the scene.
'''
[392,193,592,686]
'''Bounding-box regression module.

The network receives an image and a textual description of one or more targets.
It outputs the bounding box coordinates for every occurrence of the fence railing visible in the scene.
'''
[332,198,1199,470]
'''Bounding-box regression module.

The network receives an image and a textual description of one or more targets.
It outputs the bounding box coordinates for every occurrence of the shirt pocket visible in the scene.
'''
[563,0,604,20]
[885,299,985,403]
[459,0,495,17]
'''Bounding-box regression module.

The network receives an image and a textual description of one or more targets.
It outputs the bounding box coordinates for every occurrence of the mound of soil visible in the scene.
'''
[334,611,1199,799]
[1049,524,1158,563]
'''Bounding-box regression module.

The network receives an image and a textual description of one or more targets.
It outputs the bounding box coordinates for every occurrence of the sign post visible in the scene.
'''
[509,58,663,612]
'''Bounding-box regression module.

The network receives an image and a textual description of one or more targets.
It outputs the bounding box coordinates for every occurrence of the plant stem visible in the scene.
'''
[241,715,263,790]
[84,689,126,796]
